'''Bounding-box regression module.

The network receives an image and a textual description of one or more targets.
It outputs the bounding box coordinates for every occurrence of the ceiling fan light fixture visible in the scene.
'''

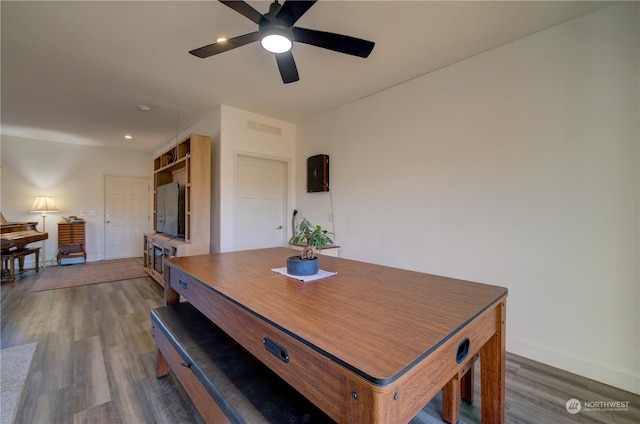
[190,0,375,83]
[260,28,292,54]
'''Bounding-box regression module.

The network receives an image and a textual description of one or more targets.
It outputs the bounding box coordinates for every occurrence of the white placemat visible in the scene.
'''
[271,267,337,283]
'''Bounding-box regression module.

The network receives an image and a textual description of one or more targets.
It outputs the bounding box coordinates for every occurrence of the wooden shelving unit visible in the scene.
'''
[143,134,211,286]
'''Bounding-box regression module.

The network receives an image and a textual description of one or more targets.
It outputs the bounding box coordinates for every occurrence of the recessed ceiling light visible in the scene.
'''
[138,104,151,111]
[124,135,133,140]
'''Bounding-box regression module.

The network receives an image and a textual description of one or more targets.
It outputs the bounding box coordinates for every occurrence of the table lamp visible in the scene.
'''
[30,196,59,267]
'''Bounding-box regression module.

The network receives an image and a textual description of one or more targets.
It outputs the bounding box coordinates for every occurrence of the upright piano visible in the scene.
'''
[1,222,48,282]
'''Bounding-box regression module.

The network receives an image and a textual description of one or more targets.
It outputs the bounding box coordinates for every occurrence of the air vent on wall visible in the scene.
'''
[247,120,282,136]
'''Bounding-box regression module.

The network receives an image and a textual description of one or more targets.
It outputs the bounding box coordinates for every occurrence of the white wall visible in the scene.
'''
[1,135,152,263]
[170,105,296,253]
[296,3,639,394]
[219,105,297,252]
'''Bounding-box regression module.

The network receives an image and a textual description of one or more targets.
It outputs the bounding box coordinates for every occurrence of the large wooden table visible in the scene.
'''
[160,247,508,423]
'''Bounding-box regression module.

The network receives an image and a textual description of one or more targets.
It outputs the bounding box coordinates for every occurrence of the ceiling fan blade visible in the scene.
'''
[292,27,374,58]
[219,0,264,24]
[275,51,299,84]
[276,0,317,26]
[189,32,261,58]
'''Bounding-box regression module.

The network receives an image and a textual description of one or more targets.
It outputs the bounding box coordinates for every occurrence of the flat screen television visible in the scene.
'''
[156,181,184,238]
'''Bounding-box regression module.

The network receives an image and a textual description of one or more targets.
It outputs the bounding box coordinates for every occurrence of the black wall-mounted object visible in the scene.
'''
[307,154,329,193]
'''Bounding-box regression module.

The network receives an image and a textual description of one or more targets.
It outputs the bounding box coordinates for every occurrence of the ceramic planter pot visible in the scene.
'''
[286,256,318,276]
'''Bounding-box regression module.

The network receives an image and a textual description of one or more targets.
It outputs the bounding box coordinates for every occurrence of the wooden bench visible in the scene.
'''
[151,302,333,423]
[1,247,40,283]
[153,302,479,424]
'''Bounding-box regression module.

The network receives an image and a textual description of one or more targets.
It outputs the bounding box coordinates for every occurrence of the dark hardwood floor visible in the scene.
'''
[1,269,638,423]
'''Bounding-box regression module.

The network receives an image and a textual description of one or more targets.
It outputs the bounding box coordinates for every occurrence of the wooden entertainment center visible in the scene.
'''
[143,134,211,286]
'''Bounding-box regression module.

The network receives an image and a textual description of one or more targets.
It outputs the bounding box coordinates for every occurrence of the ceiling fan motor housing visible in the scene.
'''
[260,21,294,45]
[258,1,294,53]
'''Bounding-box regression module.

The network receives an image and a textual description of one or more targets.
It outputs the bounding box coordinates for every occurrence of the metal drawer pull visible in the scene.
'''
[263,337,289,363]
[180,362,191,369]
[179,279,187,290]
[456,338,470,364]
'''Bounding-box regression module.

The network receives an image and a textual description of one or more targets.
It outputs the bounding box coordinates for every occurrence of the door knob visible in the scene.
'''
[276,225,283,229]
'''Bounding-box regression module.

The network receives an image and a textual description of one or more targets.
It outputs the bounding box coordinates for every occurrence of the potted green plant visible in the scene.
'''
[287,218,334,276]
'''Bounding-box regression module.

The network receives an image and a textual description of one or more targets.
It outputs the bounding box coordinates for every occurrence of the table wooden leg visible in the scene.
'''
[442,374,460,424]
[164,266,180,305]
[156,348,169,378]
[480,299,506,424]
[442,352,478,423]
[461,356,476,403]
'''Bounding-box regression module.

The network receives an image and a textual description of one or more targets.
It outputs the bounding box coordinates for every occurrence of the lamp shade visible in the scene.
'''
[30,196,59,213]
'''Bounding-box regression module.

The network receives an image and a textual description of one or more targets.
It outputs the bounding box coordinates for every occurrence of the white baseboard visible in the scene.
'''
[508,336,640,395]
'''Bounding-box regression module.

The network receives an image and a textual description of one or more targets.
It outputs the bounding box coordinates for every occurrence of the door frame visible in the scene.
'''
[233,152,290,251]
[103,173,151,260]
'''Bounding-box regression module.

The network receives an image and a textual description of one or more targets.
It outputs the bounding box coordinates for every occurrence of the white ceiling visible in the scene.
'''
[1,1,610,152]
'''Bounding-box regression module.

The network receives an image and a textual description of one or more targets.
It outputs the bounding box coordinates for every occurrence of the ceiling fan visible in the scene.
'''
[189,0,375,84]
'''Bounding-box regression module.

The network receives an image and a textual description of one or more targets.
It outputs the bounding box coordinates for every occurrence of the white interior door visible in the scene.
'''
[235,155,286,251]
[104,175,149,259]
